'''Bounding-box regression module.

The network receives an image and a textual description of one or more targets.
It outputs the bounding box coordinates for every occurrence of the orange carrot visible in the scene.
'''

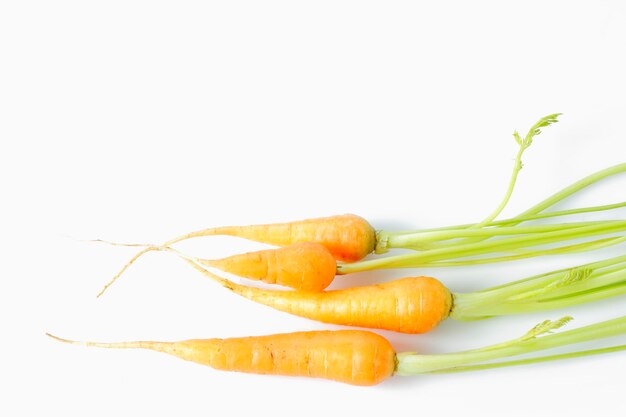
[223,276,451,334]
[99,242,337,293]
[196,252,626,330]
[200,242,337,291]
[49,317,626,385]
[169,214,377,263]
[97,214,375,296]
[182,253,451,334]
[47,330,396,386]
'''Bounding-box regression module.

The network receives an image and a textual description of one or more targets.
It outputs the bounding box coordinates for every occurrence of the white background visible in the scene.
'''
[2,1,626,416]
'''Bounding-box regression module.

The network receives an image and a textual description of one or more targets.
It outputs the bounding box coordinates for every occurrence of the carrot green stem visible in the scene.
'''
[389,221,613,246]
[422,344,626,374]
[374,162,626,254]
[390,201,626,235]
[471,113,561,229]
[396,315,626,375]
[450,254,626,320]
[422,236,626,267]
[339,220,626,273]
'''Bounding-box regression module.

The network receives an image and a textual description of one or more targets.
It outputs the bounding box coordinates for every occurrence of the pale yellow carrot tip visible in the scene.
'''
[46,333,149,350]
[84,238,156,248]
[95,244,221,298]
[71,236,162,298]
[96,245,163,298]
[46,333,81,345]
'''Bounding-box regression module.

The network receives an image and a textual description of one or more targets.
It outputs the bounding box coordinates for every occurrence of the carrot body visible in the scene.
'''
[201,243,337,291]
[205,269,452,334]
[48,330,396,386]
[173,214,376,263]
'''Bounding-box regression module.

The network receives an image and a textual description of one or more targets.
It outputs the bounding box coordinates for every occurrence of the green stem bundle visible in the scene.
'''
[451,254,626,320]
[397,315,626,374]
[340,162,626,274]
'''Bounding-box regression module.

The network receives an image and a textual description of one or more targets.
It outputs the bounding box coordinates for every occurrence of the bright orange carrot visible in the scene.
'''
[97,214,375,296]
[182,254,451,334]
[170,214,377,263]
[47,330,396,386]
[200,242,337,291]
[49,317,626,385]
[224,276,451,334]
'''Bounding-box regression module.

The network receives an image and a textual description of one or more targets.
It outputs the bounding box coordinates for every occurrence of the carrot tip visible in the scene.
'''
[83,238,156,248]
[96,245,164,298]
[46,333,75,344]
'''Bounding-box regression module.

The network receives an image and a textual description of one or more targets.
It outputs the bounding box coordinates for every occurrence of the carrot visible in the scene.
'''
[48,315,626,385]
[47,330,396,386]
[175,250,452,333]
[96,242,337,293]
[189,213,377,262]
[217,275,453,334]
[169,249,626,334]
[96,214,375,296]
[140,213,375,263]
[200,242,337,291]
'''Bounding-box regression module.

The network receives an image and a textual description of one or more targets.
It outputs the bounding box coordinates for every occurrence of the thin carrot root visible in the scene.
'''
[47,330,397,386]
[97,246,160,298]
[85,239,156,248]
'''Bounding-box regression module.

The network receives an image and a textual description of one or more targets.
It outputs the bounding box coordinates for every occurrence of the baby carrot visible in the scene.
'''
[129,213,375,263]
[214,275,453,334]
[48,315,626,386]
[169,250,626,334]
[47,330,396,386]
[189,213,377,263]
[96,214,375,296]
[200,242,337,291]
[97,242,337,293]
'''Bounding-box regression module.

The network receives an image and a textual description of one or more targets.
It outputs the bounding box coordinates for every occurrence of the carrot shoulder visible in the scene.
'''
[47,330,396,386]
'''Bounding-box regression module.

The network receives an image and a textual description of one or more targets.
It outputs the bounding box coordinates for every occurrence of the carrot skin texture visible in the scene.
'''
[201,214,376,263]
[51,331,396,386]
[202,243,337,291]
[224,276,452,334]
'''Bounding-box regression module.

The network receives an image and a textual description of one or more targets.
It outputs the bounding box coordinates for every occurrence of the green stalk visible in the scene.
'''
[339,220,626,274]
[533,267,626,300]
[423,236,626,267]
[375,163,626,253]
[388,221,610,248]
[396,315,626,375]
[450,254,626,320]
[518,163,626,219]
[422,344,626,374]
[388,201,626,235]
[471,113,561,229]
[486,282,626,316]
[471,253,626,294]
